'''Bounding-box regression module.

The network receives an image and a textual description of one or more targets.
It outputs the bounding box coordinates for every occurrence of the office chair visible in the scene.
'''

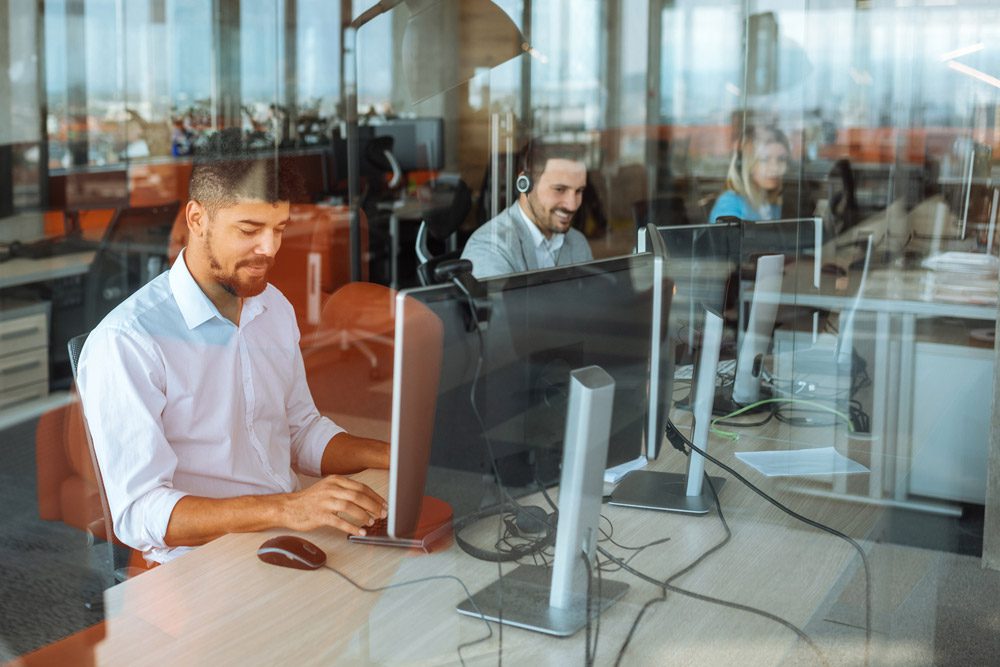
[415,176,472,286]
[67,334,152,586]
[303,283,397,440]
[632,196,690,232]
[84,201,179,331]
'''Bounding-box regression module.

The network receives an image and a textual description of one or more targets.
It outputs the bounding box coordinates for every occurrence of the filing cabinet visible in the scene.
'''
[0,299,50,412]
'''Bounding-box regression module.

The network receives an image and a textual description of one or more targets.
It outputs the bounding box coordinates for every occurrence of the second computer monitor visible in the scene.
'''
[405,253,672,504]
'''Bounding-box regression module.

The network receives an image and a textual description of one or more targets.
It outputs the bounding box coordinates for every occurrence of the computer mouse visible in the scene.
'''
[514,505,551,535]
[257,535,327,570]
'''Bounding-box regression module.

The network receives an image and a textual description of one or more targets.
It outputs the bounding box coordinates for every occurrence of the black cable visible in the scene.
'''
[668,419,872,666]
[604,475,831,667]
[322,564,492,667]
[450,276,507,665]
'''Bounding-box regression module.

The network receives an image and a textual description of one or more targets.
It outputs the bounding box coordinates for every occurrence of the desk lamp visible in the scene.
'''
[343,0,526,280]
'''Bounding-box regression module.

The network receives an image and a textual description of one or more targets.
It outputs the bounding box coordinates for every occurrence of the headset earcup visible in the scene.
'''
[515,173,532,194]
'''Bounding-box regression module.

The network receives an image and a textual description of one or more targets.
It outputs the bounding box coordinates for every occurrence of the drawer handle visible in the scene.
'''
[0,360,42,375]
[1,326,42,341]
[1,394,44,410]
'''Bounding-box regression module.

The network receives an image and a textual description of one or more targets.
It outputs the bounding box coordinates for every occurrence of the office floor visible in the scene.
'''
[2,410,999,664]
[0,416,108,661]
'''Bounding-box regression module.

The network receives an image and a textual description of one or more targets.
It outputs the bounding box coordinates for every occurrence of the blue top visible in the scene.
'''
[709,190,781,223]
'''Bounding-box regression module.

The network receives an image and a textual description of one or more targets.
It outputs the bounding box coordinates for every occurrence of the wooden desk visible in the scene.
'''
[94,428,883,666]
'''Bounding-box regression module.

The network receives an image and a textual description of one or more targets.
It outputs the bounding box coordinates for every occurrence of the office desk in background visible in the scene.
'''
[764,260,997,513]
[0,249,96,291]
[93,425,885,666]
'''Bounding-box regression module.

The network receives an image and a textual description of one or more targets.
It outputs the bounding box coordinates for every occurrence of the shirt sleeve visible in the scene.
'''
[76,325,188,555]
[284,318,345,477]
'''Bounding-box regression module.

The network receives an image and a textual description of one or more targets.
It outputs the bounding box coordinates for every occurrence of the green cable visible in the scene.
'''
[708,397,854,440]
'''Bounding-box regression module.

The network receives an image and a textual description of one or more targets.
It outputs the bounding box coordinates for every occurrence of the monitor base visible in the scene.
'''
[607,470,727,515]
[676,383,773,417]
[456,564,628,637]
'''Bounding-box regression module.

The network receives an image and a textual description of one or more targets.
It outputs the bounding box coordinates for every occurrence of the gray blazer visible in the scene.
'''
[460,204,593,279]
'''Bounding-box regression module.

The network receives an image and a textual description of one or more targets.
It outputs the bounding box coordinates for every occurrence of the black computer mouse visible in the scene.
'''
[257,535,327,570]
[514,505,551,535]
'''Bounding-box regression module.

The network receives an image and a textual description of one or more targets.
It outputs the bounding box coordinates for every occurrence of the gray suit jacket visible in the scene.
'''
[460,204,593,278]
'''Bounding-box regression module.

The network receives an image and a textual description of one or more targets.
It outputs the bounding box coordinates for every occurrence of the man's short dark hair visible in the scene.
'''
[189,129,306,216]
[520,139,588,182]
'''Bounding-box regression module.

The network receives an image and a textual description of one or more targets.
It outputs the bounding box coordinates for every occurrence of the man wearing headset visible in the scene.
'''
[461,140,593,278]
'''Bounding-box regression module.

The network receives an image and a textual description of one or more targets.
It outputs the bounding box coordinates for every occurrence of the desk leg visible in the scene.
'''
[870,311,892,499]
[390,212,399,289]
[893,314,917,502]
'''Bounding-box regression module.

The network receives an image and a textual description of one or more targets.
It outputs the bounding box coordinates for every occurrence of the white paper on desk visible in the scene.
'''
[735,446,868,477]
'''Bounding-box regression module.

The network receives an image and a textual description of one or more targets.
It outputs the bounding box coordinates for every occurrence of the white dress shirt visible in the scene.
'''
[516,201,565,269]
[77,250,343,563]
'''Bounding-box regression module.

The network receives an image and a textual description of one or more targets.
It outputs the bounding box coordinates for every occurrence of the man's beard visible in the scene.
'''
[526,194,573,237]
[205,233,273,298]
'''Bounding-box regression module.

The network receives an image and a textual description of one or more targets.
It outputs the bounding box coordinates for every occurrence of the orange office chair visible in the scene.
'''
[35,335,154,598]
[303,282,398,440]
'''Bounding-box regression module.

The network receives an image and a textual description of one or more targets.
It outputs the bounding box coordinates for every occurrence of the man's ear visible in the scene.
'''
[186,200,207,238]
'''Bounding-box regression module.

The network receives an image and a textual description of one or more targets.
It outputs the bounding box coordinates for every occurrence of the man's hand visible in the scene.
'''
[282,475,388,536]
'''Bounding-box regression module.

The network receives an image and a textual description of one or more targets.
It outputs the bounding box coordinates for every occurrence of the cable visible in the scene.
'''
[667,419,872,666]
[322,563,493,667]
[709,397,854,439]
[603,475,831,667]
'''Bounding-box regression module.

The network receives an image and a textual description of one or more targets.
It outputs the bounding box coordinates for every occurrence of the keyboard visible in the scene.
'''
[16,236,99,260]
[365,517,389,536]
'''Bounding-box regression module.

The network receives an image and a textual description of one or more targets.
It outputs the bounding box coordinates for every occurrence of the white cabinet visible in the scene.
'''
[908,342,993,504]
[0,300,50,412]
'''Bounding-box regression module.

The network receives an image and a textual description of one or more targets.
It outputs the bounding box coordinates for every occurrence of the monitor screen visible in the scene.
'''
[371,118,444,172]
[652,221,741,352]
[404,254,669,508]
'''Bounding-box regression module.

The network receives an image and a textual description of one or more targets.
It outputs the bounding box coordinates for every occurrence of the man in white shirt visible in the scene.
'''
[77,142,388,564]
[460,140,593,278]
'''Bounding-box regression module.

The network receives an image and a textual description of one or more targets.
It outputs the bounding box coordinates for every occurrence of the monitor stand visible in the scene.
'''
[455,563,628,637]
[609,309,727,515]
[458,366,629,636]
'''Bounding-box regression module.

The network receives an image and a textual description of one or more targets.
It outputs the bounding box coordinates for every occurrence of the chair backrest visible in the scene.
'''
[415,177,471,285]
[632,196,689,231]
[68,332,87,379]
[67,332,139,579]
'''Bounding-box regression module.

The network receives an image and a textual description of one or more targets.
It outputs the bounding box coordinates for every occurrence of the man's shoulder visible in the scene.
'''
[94,271,176,338]
[471,206,520,237]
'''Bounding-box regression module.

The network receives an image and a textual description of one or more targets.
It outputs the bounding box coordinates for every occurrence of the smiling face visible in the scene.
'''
[750,140,789,193]
[187,198,290,299]
[521,158,587,239]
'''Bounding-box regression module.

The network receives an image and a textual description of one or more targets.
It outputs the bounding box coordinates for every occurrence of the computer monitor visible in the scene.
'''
[348,291,451,548]
[406,253,671,510]
[652,221,741,366]
[371,118,445,172]
[741,216,822,293]
[84,202,180,330]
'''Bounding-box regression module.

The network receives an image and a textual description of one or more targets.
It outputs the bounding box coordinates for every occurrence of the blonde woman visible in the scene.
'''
[709,126,790,223]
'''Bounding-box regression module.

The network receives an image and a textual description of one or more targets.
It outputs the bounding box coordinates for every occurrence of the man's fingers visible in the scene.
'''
[319,476,387,515]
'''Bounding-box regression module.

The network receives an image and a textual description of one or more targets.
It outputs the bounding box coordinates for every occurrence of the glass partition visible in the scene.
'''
[2,1,999,663]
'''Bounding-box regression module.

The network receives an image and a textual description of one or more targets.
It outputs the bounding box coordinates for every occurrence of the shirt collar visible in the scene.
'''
[169,249,267,329]
[516,201,565,251]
